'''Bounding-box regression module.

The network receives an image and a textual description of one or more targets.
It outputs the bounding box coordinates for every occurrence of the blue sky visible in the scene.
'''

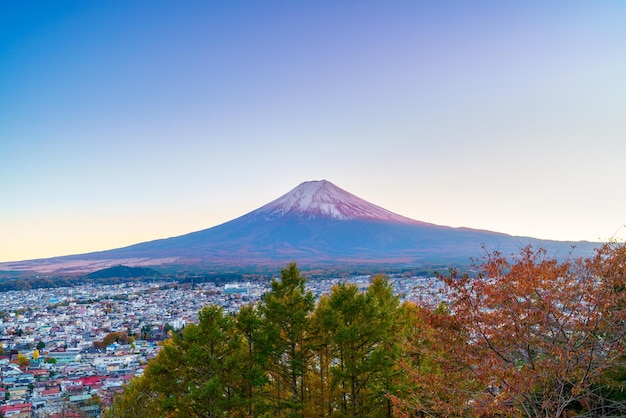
[2,1,626,262]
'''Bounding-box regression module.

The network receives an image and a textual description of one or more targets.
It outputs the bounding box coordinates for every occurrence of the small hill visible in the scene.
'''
[86,265,161,279]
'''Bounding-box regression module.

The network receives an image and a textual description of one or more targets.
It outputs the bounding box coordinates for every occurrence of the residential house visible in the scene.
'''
[0,402,33,418]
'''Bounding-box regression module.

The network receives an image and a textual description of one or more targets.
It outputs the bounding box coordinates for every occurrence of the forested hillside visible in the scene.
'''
[107,243,626,417]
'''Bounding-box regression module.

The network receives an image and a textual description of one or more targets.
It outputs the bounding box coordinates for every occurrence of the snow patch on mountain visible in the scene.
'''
[253,180,421,223]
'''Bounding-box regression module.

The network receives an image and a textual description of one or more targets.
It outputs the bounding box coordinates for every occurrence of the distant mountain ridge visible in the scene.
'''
[0,180,599,274]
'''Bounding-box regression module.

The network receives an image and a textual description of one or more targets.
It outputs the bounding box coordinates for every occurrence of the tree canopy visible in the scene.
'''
[398,242,626,417]
[109,244,626,417]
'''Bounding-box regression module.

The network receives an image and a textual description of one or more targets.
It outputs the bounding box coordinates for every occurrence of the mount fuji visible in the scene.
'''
[1,180,598,274]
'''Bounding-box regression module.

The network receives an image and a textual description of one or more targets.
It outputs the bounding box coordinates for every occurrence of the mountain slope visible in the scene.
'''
[0,180,599,273]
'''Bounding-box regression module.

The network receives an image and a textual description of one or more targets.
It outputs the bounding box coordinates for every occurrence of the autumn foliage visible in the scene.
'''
[398,242,626,417]
[93,331,131,350]
[108,243,626,417]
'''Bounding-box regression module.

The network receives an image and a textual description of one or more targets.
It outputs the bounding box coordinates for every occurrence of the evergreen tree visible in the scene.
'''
[236,303,271,416]
[313,276,403,417]
[261,262,315,417]
[309,295,336,417]
[108,305,245,417]
[365,275,406,418]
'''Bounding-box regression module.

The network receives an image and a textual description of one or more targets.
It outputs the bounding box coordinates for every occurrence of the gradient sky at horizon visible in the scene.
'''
[2,1,626,263]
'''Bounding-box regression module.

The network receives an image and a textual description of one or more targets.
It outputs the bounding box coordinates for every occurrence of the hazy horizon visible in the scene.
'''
[2,1,626,263]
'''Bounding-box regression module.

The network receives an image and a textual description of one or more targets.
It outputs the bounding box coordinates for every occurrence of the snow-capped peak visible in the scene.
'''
[253,180,419,223]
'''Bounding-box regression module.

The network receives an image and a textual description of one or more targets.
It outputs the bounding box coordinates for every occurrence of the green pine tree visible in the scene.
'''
[262,262,315,417]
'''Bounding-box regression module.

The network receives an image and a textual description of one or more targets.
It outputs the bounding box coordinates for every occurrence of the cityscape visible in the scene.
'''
[0,275,445,417]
